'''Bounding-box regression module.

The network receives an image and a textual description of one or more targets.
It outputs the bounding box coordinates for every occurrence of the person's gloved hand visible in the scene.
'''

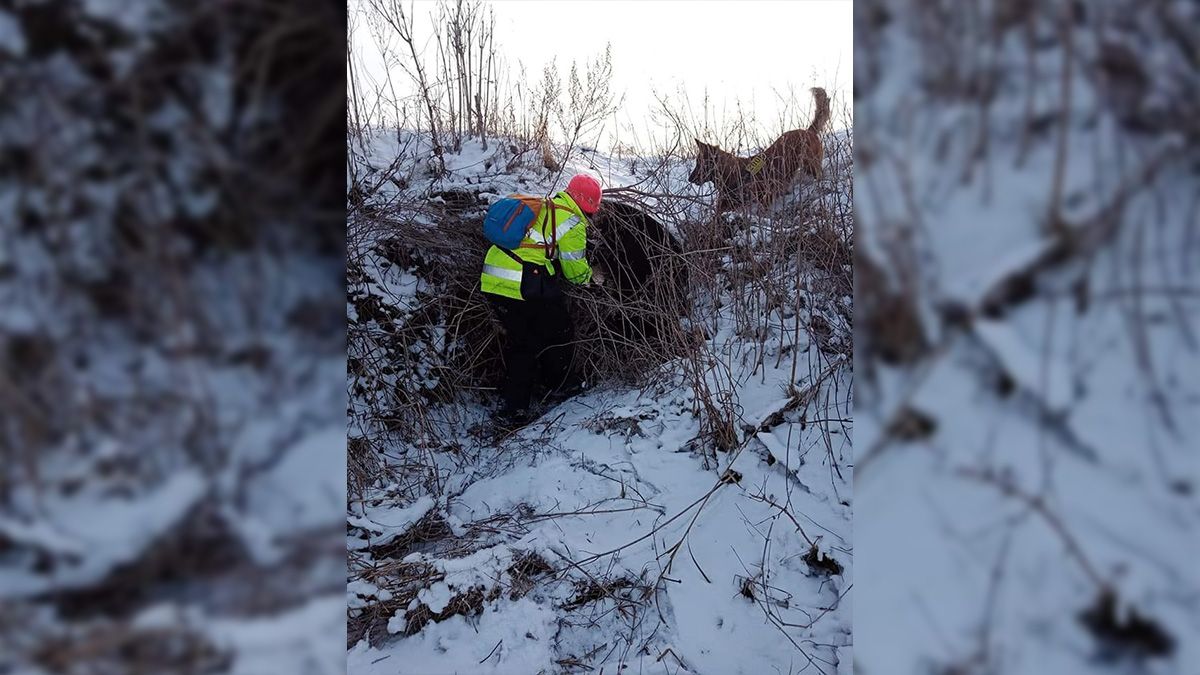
[592,267,606,286]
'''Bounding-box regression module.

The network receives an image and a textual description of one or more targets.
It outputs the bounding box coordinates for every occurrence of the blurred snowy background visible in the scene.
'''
[0,1,346,673]
[855,0,1198,672]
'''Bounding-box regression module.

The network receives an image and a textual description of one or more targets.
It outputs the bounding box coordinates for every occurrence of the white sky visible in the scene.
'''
[351,0,852,152]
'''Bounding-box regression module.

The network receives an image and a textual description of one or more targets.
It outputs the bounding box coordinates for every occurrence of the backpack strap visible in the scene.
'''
[498,246,524,265]
[495,197,548,265]
[546,197,559,263]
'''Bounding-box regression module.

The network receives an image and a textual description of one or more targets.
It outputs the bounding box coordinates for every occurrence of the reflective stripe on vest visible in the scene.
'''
[527,214,581,244]
[559,249,586,261]
[482,264,522,282]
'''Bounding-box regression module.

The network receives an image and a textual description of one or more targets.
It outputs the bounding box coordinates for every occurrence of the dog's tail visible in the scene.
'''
[807,87,830,135]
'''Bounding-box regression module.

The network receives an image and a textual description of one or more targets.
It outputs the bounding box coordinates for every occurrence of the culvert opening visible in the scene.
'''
[573,198,690,379]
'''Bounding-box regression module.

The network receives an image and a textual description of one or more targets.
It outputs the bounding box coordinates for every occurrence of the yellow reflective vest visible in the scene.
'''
[480,191,593,300]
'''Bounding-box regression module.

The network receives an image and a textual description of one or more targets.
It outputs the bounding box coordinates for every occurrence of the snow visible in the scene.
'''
[0,516,86,558]
[0,10,24,56]
[0,470,207,598]
[973,317,1075,415]
[81,0,165,31]
[354,383,852,671]
[351,495,437,547]
[204,597,347,675]
[233,423,347,564]
[350,597,559,675]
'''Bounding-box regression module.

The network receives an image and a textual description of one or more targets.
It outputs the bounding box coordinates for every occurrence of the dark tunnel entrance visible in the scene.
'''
[572,198,690,378]
[590,199,688,301]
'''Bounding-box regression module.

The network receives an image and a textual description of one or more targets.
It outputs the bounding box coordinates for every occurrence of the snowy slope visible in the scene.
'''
[347,128,853,674]
[855,1,1199,672]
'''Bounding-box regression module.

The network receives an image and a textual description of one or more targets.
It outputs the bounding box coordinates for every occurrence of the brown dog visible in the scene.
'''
[688,87,830,213]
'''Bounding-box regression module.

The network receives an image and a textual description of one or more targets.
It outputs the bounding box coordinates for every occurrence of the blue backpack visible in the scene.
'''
[483,195,549,250]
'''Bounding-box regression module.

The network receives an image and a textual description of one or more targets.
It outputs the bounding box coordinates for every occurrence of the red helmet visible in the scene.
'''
[566,173,602,214]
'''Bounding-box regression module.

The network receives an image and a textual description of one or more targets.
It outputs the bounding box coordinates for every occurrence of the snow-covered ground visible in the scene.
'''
[348,128,853,673]
[856,1,1199,672]
[0,249,348,674]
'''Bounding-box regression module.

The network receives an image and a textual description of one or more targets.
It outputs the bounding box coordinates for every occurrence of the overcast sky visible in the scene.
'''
[351,0,852,152]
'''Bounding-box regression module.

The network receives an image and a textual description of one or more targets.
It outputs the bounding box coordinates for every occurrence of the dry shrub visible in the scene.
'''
[402,585,501,636]
[562,576,648,611]
[506,551,555,600]
[348,559,440,648]
[347,548,554,648]
[365,510,455,562]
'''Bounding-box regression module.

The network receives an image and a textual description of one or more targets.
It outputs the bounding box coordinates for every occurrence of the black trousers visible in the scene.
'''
[490,295,576,414]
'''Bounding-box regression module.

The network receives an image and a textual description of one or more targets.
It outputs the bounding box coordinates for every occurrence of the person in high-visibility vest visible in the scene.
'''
[480,173,602,428]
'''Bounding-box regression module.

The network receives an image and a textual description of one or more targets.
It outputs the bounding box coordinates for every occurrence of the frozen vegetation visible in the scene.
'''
[855,0,1199,672]
[1,2,346,672]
